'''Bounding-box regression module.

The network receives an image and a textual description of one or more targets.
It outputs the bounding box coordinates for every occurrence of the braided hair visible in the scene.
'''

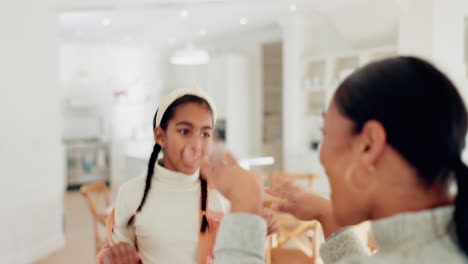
[127,95,213,234]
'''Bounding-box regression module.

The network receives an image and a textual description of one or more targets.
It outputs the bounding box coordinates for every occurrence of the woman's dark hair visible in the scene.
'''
[127,95,212,233]
[334,56,468,255]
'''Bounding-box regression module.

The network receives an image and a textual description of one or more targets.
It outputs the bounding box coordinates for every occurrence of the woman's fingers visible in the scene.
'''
[261,210,279,235]
[264,187,280,197]
[269,180,299,201]
[271,202,296,215]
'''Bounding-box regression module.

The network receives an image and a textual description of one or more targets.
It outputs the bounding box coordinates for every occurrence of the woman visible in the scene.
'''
[202,57,468,263]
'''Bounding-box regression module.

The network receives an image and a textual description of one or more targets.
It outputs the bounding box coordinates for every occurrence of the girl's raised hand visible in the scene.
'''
[201,152,263,215]
[99,242,140,264]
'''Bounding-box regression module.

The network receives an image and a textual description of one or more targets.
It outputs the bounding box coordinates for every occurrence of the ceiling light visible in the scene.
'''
[170,42,210,65]
[180,10,189,17]
[240,17,248,25]
[289,4,297,12]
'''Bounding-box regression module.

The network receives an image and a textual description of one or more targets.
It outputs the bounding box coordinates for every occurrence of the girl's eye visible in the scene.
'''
[201,132,211,138]
[179,129,190,135]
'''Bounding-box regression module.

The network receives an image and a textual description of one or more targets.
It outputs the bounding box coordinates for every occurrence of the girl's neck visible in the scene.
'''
[159,157,199,176]
[160,157,177,172]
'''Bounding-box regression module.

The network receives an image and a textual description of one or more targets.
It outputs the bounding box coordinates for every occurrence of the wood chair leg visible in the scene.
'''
[265,236,272,264]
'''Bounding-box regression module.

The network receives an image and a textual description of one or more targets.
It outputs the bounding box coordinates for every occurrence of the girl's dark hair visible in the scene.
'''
[127,95,212,233]
[334,56,468,255]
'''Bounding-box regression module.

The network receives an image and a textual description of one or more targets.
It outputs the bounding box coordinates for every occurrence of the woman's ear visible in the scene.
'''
[345,120,386,193]
[360,120,386,168]
[155,127,166,149]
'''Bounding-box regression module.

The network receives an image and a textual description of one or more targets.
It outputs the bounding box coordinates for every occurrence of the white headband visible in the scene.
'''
[154,87,217,128]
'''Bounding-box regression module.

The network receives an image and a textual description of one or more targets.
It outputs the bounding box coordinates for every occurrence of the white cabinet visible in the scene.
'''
[205,55,253,157]
[300,46,398,149]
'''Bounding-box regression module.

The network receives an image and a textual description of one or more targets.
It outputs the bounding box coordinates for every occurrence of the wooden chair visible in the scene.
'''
[270,172,319,191]
[354,221,379,254]
[80,182,112,254]
[265,172,322,263]
[267,213,322,264]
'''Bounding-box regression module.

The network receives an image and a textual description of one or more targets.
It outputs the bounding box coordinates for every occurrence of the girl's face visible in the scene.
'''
[156,102,214,175]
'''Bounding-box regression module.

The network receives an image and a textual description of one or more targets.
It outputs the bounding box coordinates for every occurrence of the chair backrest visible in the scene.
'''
[80,182,111,254]
[265,172,321,263]
[268,214,322,264]
[81,182,110,217]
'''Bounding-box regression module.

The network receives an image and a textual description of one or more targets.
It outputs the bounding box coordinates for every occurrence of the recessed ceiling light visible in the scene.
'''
[240,17,248,25]
[180,10,189,17]
[102,18,111,26]
[199,29,207,36]
[289,4,297,12]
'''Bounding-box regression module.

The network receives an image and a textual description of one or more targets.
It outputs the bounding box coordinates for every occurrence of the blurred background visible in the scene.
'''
[1,0,468,263]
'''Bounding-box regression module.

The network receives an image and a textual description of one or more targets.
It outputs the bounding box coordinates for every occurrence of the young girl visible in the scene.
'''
[99,88,228,264]
[98,87,276,264]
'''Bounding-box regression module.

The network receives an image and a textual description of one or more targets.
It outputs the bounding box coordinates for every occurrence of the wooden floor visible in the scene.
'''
[37,191,96,264]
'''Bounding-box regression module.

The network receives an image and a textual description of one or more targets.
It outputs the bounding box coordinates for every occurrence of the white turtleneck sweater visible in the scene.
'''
[112,162,229,264]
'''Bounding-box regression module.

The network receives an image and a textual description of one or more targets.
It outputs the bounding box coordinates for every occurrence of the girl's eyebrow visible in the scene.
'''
[175,121,194,127]
[176,121,213,130]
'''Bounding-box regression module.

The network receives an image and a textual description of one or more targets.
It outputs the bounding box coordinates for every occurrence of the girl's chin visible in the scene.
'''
[180,163,201,174]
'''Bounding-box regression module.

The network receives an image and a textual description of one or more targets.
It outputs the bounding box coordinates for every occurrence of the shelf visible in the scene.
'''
[333,56,359,81]
[302,59,326,92]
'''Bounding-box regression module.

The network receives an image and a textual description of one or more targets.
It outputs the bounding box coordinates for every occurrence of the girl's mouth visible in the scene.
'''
[182,145,202,168]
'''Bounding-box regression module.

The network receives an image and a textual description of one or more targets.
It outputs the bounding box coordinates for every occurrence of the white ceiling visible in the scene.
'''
[59,0,399,48]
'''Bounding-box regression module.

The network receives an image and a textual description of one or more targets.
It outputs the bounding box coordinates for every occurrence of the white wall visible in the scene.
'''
[59,41,164,188]
[0,1,65,262]
[0,3,168,260]
[60,42,161,141]
[161,25,282,156]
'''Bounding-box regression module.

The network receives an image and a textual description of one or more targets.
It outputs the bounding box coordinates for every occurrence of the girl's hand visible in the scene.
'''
[99,242,140,264]
[201,153,263,215]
